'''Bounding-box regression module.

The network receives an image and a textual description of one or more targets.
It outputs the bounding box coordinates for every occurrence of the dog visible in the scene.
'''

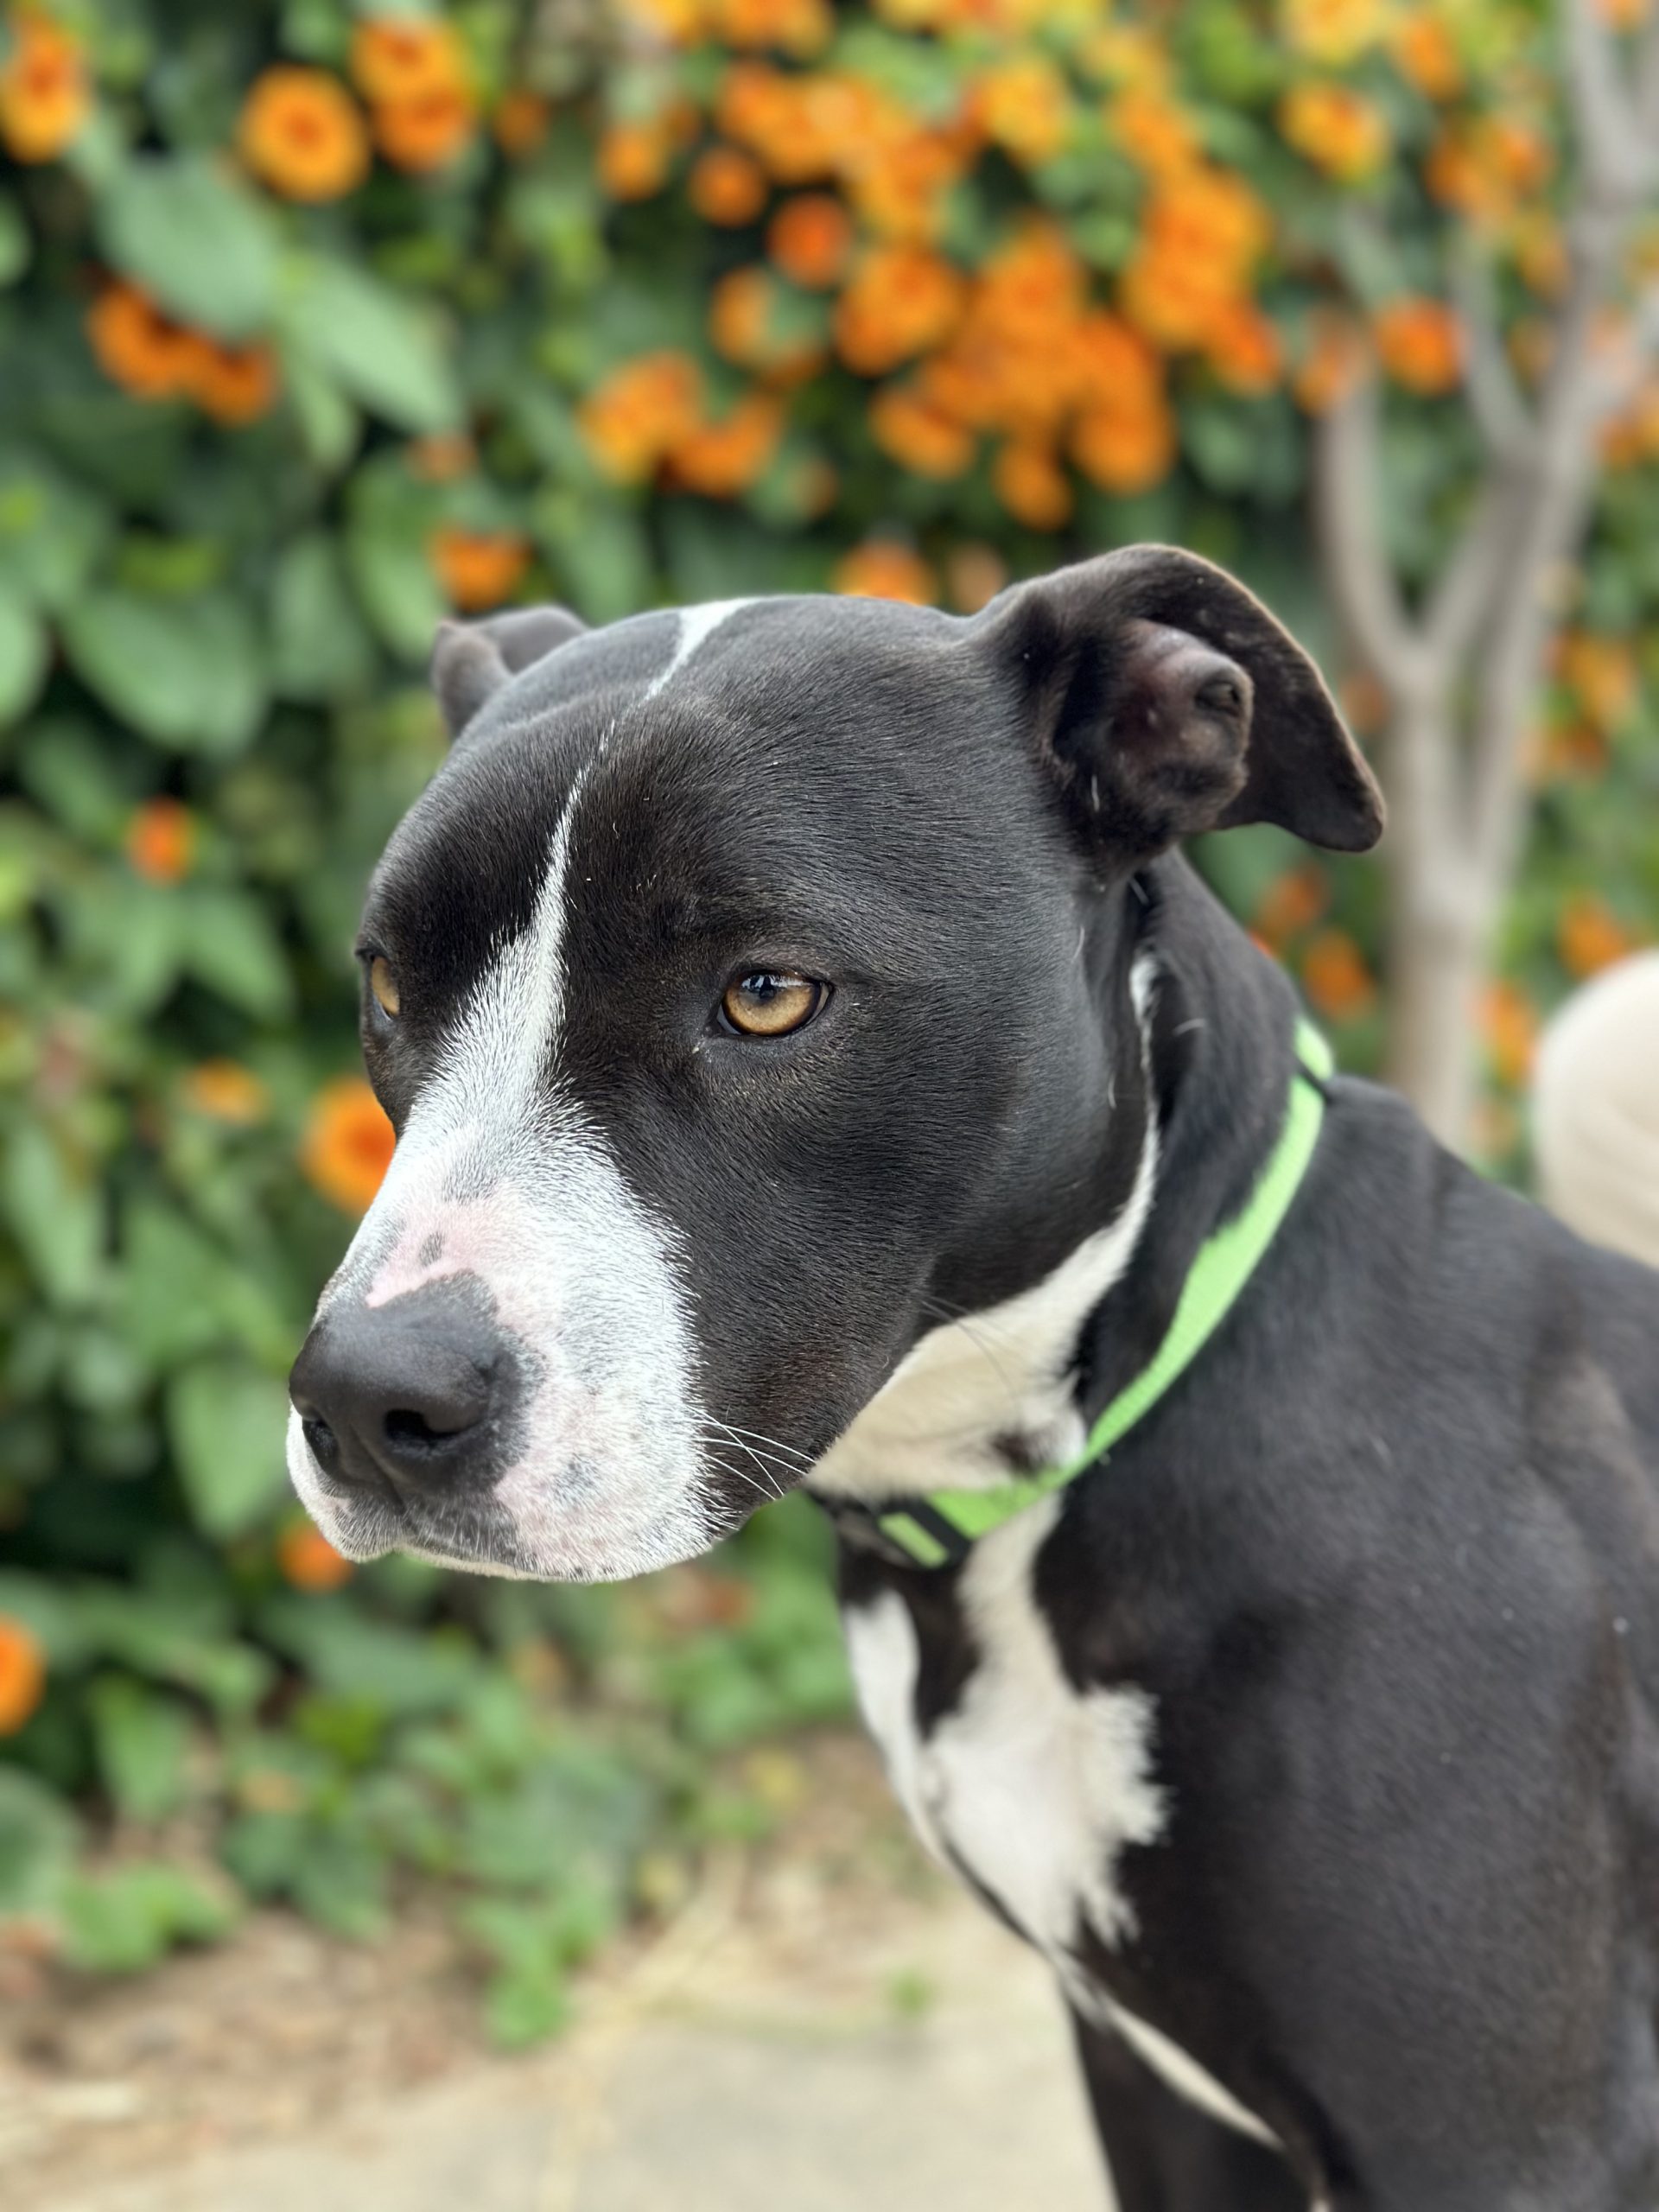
[288,550,1659,2210]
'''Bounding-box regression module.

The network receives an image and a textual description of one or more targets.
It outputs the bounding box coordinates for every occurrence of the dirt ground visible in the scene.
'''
[0,1732,1112,2212]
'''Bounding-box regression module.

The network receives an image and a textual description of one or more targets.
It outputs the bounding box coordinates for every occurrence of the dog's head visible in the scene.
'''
[286,550,1382,1580]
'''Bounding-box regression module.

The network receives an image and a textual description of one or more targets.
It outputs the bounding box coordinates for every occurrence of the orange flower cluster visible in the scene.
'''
[878,225,1178,522]
[1373,296,1463,394]
[1390,10,1463,100]
[1301,926,1377,1023]
[709,266,824,380]
[0,5,88,162]
[1558,632,1638,730]
[832,540,937,603]
[1280,0,1390,66]
[278,1520,354,1592]
[1426,114,1553,227]
[579,352,782,497]
[181,1059,270,1125]
[239,67,369,200]
[88,283,279,424]
[1279,82,1390,184]
[1119,166,1273,369]
[971,53,1073,167]
[1252,864,1330,952]
[429,527,532,613]
[715,61,979,240]
[623,0,834,56]
[597,98,698,200]
[690,143,768,225]
[125,798,196,884]
[1558,893,1637,980]
[351,17,477,173]
[768,194,852,288]
[302,1077,396,1215]
[0,1617,45,1736]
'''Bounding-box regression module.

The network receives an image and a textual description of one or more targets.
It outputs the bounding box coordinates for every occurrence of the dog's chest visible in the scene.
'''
[841,1499,1166,1979]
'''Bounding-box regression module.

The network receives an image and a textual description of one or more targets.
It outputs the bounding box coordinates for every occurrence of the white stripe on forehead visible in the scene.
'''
[644,598,755,699]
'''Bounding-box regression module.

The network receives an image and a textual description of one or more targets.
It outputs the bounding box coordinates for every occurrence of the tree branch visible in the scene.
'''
[1312,372,1428,698]
[1449,236,1532,461]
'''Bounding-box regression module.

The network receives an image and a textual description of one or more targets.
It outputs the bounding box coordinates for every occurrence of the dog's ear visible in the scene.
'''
[977,547,1383,859]
[430,605,588,740]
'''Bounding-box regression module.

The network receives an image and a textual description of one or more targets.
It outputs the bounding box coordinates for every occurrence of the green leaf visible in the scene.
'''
[181,888,295,1020]
[60,1861,237,1974]
[0,191,29,287]
[0,591,48,727]
[60,588,265,753]
[0,452,112,613]
[271,534,377,701]
[1,1119,102,1309]
[165,1357,291,1539]
[346,508,446,660]
[89,1675,194,1823]
[283,257,461,434]
[97,156,280,341]
[0,1767,80,1918]
[485,1961,571,2048]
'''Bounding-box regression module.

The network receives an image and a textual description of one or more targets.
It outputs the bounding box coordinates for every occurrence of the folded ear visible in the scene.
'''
[430,605,588,740]
[976,547,1384,859]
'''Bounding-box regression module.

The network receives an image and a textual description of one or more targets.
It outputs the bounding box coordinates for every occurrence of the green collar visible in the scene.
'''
[819,1021,1334,1571]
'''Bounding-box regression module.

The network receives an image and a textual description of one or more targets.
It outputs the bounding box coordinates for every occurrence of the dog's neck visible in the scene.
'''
[809,857,1301,1507]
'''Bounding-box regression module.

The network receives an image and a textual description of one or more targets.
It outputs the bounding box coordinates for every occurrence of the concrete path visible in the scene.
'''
[46,1886,1112,2212]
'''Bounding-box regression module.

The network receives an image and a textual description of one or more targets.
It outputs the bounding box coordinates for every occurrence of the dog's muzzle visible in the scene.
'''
[288,1278,523,1507]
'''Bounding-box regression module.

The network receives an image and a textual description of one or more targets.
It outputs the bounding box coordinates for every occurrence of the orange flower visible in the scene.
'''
[834,245,967,375]
[126,798,195,884]
[1427,116,1553,225]
[832,540,937,604]
[1373,297,1462,394]
[767,193,852,289]
[1301,928,1376,1023]
[1252,865,1329,951]
[1071,395,1176,495]
[1119,168,1270,351]
[1294,308,1367,413]
[1595,0,1652,25]
[0,8,88,163]
[1514,211,1567,300]
[1481,979,1537,1086]
[373,86,477,173]
[869,385,976,479]
[1558,632,1637,729]
[239,67,370,201]
[301,1077,396,1214]
[1559,894,1636,980]
[944,542,1007,614]
[1279,82,1390,185]
[1280,0,1389,66]
[1109,90,1198,181]
[493,89,550,158]
[181,1059,270,1125]
[1389,10,1463,100]
[1206,300,1284,395]
[86,283,198,399]
[714,0,834,54]
[186,335,280,426]
[350,17,466,105]
[993,440,1072,530]
[668,392,784,496]
[598,116,674,200]
[972,54,1072,167]
[579,351,704,482]
[690,143,768,225]
[707,265,823,380]
[0,1618,46,1736]
[429,527,531,612]
[278,1521,354,1592]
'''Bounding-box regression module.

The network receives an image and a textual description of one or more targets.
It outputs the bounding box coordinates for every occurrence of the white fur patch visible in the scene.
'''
[844,1503,1276,2150]
[288,774,712,1582]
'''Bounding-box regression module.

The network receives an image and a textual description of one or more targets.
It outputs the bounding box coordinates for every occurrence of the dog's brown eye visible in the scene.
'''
[368,956,400,1020]
[721,972,823,1038]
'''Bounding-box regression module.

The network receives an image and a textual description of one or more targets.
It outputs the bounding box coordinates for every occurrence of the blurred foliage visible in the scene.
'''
[0,0,1656,2026]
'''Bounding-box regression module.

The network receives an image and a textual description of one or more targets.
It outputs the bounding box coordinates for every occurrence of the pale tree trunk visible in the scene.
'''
[1313,0,1659,1151]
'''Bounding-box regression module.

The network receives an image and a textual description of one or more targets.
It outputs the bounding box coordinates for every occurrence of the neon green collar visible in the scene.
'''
[823,1021,1334,1570]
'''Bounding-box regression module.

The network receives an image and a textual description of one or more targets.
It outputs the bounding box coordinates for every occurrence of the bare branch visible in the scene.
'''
[1312,372,1428,698]
[1563,0,1647,198]
[1449,237,1533,461]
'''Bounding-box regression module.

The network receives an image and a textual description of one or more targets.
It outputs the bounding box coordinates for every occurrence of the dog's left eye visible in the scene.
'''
[720,972,825,1038]
[366,956,400,1020]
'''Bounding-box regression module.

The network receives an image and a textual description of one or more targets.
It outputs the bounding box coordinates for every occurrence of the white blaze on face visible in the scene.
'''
[286,768,714,1582]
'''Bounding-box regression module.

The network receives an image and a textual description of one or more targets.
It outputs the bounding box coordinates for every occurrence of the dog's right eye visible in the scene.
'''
[367,956,400,1020]
[720,972,824,1038]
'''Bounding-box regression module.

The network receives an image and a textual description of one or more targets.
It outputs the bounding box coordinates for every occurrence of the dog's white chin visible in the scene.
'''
[283,1409,721,1584]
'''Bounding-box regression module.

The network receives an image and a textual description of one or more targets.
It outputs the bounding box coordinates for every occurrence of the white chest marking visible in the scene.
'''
[842,1501,1276,2151]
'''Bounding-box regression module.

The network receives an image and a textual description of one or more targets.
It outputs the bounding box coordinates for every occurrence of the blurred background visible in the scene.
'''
[1,1,1656,2205]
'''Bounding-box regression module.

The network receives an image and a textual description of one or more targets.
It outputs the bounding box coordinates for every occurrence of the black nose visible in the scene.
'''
[289,1281,515,1499]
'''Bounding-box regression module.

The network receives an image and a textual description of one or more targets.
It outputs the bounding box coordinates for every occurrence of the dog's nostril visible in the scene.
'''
[302,1414,339,1465]
[384,1403,480,1451]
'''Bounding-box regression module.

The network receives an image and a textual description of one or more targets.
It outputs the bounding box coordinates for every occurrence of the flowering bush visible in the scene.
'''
[1,0,1655,2012]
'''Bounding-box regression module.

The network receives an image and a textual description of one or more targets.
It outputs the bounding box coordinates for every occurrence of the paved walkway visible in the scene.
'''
[48,1887,1111,2212]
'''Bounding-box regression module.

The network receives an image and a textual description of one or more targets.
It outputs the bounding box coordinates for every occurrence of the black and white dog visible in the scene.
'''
[288,551,1659,2211]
